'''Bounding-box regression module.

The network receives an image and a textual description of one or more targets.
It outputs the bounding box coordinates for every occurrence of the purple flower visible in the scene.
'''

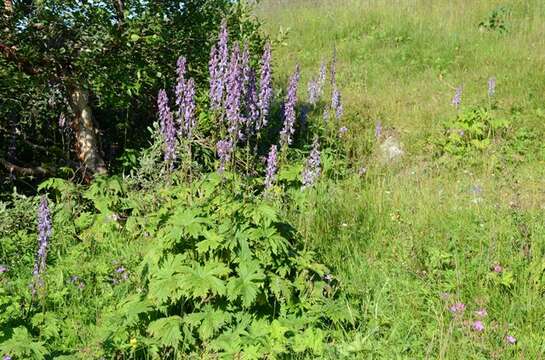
[449,302,465,314]
[175,56,187,121]
[493,263,503,273]
[115,266,126,274]
[182,78,196,139]
[241,45,259,136]
[319,62,327,90]
[505,335,517,344]
[472,320,484,332]
[488,77,496,97]
[301,137,321,188]
[323,109,330,123]
[209,20,229,110]
[280,65,300,148]
[332,87,343,120]
[264,145,278,190]
[375,121,382,139]
[157,89,177,167]
[258,42,273,130]
[339,126,348,135]
[323,273,333,282]
[226,43,243,140]
[452,86,462,108]
[32,195,52,294]
[308,79,319,105]
[216,139,233,173]
[3,355,12,360]
[475,308,487,318]
[0,265,7,274]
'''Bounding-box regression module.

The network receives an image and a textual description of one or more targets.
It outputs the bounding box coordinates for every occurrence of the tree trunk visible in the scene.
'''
[69,88,107,174]
[3,0,13,13]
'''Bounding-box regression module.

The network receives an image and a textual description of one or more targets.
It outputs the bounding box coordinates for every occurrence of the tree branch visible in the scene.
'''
[112,0,125,27]
[0,158,51,177]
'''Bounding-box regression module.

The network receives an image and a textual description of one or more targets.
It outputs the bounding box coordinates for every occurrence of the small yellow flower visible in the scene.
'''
[130,337,138,349]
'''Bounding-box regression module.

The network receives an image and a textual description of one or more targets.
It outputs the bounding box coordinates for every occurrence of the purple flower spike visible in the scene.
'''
[31,195,52,294]
[216,139,233,173]
[258,42,273,131]
[488,77,496,97]
[226,43,243,140]
[182,78,196,139]
[452,86,462,109]
[472,320,484,332]
[375,121,382,139]
[280,65,300,148]
[308,79,319,105]
[175,56,187,122]
[264,145,278,190]
[332,87,343,120]
[209,20,229,110]
[157,89,176,167]
[301,137,321,188]
[241,44,259,136]
[505,335,517,344]
[3,355,12,360]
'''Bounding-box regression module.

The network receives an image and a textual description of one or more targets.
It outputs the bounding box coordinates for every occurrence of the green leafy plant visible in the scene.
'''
[432,107,510,159]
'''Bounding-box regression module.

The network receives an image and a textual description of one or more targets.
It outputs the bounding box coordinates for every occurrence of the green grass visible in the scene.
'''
[260,0,545,358]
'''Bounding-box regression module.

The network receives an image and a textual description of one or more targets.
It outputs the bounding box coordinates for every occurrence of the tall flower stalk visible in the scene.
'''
[301,137,321,188]
[158,89,176,169]
[452,86,462,109]
[279,65,300,148]
[264,144,278,190]
[31,195,52,294]
[209,20,229,110]
[226,43,243,141]
[258,42,272,131]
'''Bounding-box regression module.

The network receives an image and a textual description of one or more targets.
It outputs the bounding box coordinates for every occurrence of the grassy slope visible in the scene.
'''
[259,0,545,358]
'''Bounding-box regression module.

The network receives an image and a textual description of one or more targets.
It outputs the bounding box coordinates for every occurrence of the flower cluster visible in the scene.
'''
[452,86,462,108]
[31,195,52,294]
[280,65,301,148]
[258,42,273,130]
[157,89,177,168]
[301,137,321,188]
[264,145,278,190]
[209,20,229,110]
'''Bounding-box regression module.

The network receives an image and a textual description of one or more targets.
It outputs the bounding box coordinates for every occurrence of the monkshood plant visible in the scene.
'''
[0,19,355,359]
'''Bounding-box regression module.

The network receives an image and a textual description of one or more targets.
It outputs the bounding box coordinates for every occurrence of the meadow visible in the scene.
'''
[0,0,544,358]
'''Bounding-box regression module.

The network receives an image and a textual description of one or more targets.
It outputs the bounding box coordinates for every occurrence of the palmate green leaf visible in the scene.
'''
[291,328,325,355]
[119,295,153,327]
[147,316,183,348]
[227,260,265,308]
[0,327,47,360]
[184,305,231,340]
[196,230,223,254]
[180,260,230,299]
[165,207,208,242]
[148,255,187,303]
